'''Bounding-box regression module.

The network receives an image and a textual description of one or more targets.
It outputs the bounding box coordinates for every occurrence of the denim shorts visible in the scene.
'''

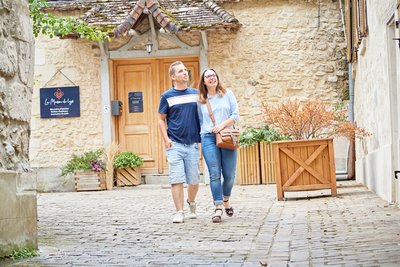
[166,142,200,185]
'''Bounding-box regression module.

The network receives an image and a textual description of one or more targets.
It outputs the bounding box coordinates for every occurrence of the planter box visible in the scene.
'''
[273,138,337,200]
[74,170,106,191]
[116,167,141,186]
[237,144,261,185]
[260,142,276,184]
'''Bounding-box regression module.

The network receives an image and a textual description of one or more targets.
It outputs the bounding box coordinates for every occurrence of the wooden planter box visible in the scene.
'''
[273,138,337,200]
[237,142,276,185]
[237,144,261,185]
[260,142,276,184]
[116,167,141,186]
[74,170,106,191]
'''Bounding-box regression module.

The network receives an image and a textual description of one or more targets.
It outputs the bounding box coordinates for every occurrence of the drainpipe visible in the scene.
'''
[346,63,356,180]
[336,0,355,180]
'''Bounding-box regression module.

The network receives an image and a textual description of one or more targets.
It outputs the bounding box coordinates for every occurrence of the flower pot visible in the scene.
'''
[116,167,141,186]
[273,138,337,200]
[74,170,106,191]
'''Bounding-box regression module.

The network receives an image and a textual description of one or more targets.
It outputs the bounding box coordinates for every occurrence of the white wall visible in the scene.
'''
[354,0,398,202]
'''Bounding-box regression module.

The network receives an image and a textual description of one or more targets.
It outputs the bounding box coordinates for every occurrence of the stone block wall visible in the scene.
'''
[209,0,347,128]
[30,36,103,191]
[0,0,37,257]
[0,172,37,257]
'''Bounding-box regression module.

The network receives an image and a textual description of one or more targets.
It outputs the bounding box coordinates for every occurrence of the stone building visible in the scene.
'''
[345,0,400,205]
[0,0,37,257]
[31,0,348,191]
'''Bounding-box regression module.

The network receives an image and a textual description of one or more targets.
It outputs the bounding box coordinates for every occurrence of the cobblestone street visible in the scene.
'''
[3,181,400,266]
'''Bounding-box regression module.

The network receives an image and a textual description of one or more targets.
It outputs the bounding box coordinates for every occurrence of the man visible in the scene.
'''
[158,61,201,223]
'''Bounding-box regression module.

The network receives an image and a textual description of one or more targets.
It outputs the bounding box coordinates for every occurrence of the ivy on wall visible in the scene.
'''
[29,0,110,41]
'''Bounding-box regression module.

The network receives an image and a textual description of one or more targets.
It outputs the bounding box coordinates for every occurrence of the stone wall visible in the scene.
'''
[30,36,103,191]
[0,0,37,257]
[211,0,347,128]
[353,0,398,202]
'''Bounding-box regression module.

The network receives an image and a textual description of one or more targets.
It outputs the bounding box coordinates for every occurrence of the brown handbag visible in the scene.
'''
[206,99,240,150]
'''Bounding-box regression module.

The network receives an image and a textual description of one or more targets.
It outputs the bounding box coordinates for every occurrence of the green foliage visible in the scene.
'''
[113,151,144,169]
[239,125,288,147]
[61,149,105,176]
[3,247,39,260]
[29,0,110,41]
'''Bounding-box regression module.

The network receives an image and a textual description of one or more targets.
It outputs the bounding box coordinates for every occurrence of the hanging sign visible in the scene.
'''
[40,86,80,118]
[128,92,143,113]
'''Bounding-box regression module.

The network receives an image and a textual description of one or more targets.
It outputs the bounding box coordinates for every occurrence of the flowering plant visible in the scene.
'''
[61,149,105,176]
[263,100,369,140]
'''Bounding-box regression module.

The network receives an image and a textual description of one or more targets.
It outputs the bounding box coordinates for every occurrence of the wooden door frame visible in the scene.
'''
[111,56,200,175]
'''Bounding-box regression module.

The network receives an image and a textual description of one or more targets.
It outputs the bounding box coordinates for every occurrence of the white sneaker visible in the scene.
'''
[187,200,197,219]
[172,210,184,223]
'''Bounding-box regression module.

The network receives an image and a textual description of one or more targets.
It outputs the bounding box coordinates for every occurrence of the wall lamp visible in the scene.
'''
[146,39,153,54]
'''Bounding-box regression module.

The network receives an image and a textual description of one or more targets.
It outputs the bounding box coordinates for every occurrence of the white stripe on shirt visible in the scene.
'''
[167,94,198,107]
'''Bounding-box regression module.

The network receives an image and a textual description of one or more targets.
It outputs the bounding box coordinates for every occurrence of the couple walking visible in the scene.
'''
[158,61,239,223]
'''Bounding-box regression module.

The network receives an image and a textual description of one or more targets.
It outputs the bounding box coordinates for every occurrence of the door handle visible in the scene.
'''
[395,171,400,179]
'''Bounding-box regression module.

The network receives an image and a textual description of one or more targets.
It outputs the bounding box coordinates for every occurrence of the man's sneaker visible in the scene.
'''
[187,200,197,219]
[172,210,184,223]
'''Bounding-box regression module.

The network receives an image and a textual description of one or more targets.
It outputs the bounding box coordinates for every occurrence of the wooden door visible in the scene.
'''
[114,57,200,175]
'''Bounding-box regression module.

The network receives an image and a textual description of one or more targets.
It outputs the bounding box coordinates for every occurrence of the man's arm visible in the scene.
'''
[158,113,173,148]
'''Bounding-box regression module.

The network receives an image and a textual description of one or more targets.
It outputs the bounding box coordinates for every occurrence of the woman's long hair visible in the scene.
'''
[198,68,227,104]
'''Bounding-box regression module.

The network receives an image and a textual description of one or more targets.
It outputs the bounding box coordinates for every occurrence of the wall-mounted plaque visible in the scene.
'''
[40,86,80,118]
[128,92,143,113]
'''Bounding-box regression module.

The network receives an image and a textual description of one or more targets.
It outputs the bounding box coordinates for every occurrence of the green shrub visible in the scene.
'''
[61,149,105,176]
[239,125,288,147]
[113,151,144,169]
[0,247,39,260]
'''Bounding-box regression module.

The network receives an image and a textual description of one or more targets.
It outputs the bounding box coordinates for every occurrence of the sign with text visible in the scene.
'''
[128,92,143,113]
[40,86,80,118]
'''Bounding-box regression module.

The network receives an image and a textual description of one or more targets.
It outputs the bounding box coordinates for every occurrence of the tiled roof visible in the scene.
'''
[46,0,241,37]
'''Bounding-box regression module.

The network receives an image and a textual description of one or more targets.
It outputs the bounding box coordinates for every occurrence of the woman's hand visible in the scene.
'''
[212,125,225,134]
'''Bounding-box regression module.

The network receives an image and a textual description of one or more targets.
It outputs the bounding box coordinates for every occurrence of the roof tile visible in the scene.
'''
[47,0,241,37]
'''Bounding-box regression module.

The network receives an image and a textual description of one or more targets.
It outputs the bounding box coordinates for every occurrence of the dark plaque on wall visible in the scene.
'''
[40,86,80,118]
[128,92,143,113]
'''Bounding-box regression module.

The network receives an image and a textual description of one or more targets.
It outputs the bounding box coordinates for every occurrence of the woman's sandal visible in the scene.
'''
[212,208,223,223]
[223,200,234,217]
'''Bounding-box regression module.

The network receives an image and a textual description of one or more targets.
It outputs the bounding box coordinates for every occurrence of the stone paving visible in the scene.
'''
[2,180,400,267]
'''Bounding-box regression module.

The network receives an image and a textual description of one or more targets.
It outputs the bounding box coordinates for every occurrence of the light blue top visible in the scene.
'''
[198,89,240,134]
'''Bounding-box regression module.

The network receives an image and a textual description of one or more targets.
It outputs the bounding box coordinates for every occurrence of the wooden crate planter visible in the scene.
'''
[260,142,276,184]
[74,170,106,191]
[116,167,141,186]
[273,138,337,200]
[237,144,261,185]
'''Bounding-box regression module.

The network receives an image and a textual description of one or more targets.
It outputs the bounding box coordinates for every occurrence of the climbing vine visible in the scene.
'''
[29,0,110,41]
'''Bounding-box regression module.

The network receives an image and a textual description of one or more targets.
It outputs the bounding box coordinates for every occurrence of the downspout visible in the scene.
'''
[337,0,355,180]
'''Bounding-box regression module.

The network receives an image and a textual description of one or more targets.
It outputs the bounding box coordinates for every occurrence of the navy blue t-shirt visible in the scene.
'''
[158,87,201,145]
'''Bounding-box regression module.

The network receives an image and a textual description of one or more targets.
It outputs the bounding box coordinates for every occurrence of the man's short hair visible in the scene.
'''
[169,61,183,77]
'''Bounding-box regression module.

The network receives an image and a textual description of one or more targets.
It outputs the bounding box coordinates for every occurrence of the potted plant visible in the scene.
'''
[238,126,288,185]
[61,149,106,191]
[263,100,368,200]
[113,151,144,186]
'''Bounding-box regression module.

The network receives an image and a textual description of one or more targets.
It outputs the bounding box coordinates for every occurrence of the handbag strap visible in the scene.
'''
[206,99,216,126]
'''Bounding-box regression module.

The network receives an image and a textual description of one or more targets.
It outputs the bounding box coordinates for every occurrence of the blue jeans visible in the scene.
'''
[166,142,200,185]
[201,133,238,205]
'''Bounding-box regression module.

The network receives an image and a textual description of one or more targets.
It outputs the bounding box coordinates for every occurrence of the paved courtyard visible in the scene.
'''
[3,180,400,266]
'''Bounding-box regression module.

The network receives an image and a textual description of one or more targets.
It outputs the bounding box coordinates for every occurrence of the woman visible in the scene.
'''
[197,68,239,223]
